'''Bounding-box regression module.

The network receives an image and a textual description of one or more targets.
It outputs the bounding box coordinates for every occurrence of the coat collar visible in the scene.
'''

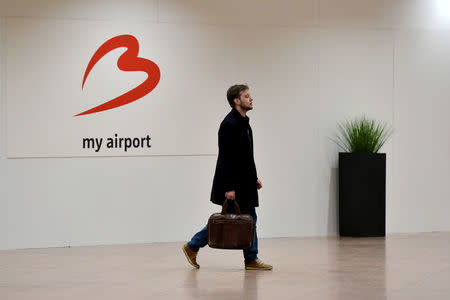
[231,108,249,125]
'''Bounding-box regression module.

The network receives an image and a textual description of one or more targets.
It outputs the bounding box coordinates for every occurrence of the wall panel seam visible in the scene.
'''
[1,17,6,158]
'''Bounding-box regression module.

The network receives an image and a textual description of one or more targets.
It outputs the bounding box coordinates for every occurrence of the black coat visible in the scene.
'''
[210,108,259,213]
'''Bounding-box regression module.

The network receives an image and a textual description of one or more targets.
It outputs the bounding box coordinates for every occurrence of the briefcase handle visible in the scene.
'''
[221,198,242,215]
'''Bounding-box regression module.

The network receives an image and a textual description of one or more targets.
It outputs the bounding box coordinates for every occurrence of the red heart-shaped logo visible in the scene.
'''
[76,34,160,116]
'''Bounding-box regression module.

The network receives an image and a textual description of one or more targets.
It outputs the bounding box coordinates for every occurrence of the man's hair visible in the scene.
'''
[226,84,249,108]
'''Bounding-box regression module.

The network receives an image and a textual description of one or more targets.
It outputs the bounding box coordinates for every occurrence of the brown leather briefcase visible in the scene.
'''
[207,199,255,250]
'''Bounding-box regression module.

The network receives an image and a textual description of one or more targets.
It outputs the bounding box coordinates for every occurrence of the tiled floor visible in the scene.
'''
[1,232,450,299]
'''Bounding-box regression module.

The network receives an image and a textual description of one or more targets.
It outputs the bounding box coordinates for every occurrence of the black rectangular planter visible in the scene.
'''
[339,152,386,237]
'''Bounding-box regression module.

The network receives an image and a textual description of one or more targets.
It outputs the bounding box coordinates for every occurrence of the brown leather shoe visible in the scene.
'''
[182,244,200,269]
[245,259,273,270]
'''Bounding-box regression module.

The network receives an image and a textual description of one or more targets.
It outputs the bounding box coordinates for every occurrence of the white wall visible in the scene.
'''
[1,0,450,250]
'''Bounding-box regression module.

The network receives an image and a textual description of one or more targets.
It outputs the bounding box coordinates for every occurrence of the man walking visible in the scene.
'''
[182,84,272,270]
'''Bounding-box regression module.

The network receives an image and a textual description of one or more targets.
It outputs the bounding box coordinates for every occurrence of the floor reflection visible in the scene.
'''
[184,268,261,300]
[331,237,387,299]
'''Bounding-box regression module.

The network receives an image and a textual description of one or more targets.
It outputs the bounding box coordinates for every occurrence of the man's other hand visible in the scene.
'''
[225,190,236,200]
[257,179,263,190]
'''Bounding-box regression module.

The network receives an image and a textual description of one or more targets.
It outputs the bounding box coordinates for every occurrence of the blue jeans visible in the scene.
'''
[187,207,258,264]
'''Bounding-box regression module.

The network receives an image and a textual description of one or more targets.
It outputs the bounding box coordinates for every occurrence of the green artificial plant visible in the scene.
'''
[333,116,393,153]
